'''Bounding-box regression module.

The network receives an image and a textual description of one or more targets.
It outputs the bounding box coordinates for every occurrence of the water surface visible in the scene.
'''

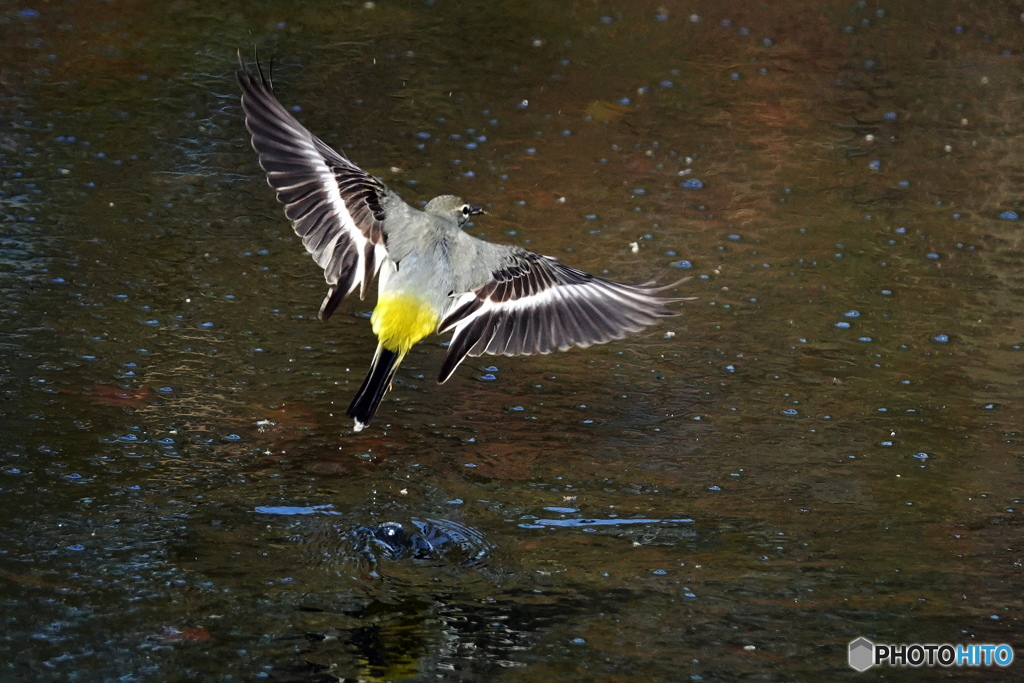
[2,1,1022,680]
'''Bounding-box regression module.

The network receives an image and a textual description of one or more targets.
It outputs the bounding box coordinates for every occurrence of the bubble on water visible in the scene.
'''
[999,211,1018,221]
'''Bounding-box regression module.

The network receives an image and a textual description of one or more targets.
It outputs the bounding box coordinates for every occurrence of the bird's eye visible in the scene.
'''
[461,205,471,216]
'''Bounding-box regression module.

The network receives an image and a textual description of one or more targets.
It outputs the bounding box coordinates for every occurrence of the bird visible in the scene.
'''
[237,56,688,432]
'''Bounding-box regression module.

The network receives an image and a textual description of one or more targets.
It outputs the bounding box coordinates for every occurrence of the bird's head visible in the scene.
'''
[424,194,486,227]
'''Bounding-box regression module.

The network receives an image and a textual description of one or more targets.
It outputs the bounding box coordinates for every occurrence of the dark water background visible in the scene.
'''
[2,0,1022,680]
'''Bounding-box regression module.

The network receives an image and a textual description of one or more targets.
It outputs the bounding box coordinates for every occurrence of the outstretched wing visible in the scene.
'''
[436,250,686,383]
[237,56,389,319]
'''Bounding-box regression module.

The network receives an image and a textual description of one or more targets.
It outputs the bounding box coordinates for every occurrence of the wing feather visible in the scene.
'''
[437,250,687,383]
[237,57,390,316]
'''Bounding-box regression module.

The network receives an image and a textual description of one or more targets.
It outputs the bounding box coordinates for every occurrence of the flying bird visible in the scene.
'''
[237,56,686,431]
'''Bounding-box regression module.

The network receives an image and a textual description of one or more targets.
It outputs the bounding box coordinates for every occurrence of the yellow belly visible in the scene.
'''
[371,292,439,354]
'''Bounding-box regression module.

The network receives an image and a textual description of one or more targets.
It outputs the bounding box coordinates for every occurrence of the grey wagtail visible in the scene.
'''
[238,57,688,431]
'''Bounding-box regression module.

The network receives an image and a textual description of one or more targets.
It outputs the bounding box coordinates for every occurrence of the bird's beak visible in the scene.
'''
[470,206,487,216]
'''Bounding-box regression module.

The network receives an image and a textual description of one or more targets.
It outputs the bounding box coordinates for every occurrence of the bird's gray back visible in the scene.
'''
[447,230,521,294]
[379,203,460,310]
[380,199,521,307]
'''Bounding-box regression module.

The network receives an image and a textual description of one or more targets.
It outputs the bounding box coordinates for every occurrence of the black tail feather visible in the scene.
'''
[347,346,402,431]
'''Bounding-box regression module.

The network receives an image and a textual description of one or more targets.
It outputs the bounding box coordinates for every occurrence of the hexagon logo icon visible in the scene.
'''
[848,637,875,672]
